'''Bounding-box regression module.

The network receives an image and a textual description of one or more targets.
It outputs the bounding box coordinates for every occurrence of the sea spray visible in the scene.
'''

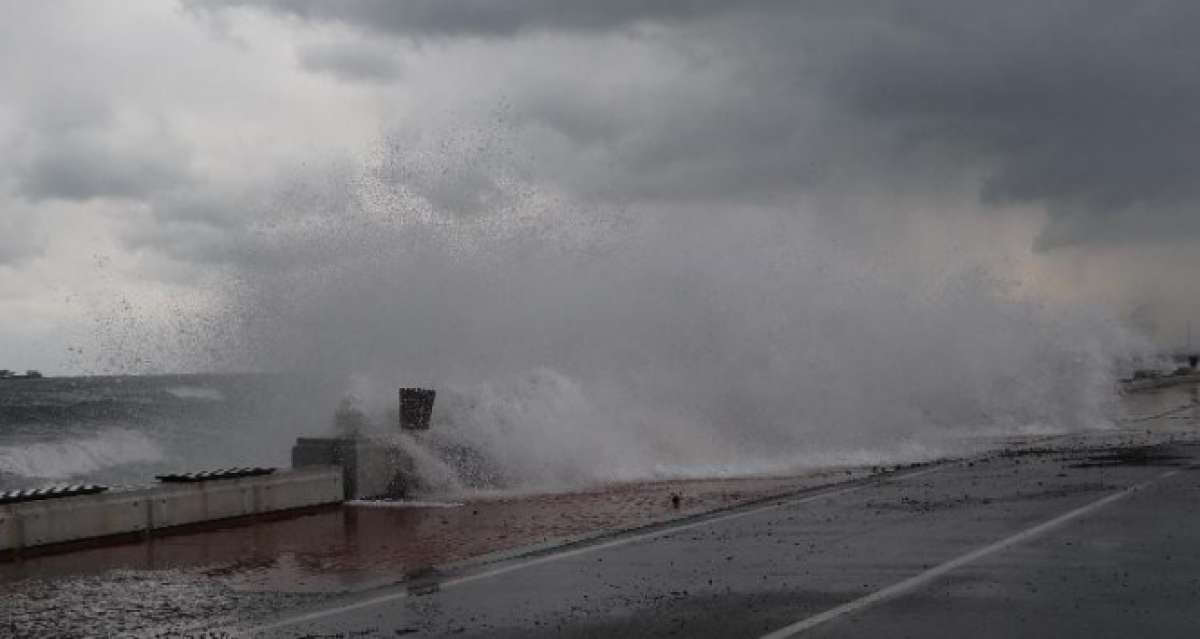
[194,134,1151,492]
[0,428,165,480]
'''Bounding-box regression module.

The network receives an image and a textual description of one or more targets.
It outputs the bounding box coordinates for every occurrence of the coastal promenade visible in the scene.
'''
[3,384,1198,636]
[249,385,1200,638]
[251,437,1200,637]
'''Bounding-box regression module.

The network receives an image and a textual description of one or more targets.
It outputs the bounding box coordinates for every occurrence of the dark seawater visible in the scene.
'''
[0,374,314,490]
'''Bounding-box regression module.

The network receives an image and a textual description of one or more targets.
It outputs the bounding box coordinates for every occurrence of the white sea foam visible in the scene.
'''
[165,385,226,401]
[0,428,166,479]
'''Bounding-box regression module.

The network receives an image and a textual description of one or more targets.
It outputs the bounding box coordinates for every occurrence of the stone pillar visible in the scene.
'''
[399,387,436,431]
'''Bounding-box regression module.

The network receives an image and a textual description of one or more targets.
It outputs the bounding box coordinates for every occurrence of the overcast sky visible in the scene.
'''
[1,1,1198,374]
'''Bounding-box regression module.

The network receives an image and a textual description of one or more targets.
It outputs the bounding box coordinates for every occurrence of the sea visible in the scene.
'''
[4,368,1185,495]
[0,374,313,491]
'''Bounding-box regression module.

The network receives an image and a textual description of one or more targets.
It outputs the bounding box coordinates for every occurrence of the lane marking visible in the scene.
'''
[758,468,1181,639]
[244,465,944,635]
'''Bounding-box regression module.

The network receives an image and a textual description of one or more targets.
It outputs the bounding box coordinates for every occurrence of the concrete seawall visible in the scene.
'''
[0,466,342,553]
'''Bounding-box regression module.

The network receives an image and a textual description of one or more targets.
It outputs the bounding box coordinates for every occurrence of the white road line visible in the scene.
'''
[758,468,1181,639]
[244,465,943,635]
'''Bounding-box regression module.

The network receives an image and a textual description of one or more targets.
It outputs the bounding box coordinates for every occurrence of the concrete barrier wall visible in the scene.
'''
[3,489,151,550]
[0,466,342,553]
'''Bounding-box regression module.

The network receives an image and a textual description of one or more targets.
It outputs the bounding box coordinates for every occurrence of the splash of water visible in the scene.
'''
[191,130,1149,493]
[0,428,165,480]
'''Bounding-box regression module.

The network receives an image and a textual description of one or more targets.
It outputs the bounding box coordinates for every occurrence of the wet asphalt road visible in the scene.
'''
[252,432,1200,638]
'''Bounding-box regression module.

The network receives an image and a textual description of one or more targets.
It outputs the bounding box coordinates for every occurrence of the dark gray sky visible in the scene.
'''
[1,0,1198,372]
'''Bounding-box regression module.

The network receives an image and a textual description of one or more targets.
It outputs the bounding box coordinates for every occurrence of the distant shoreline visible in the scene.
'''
[0,370,276,381]
[0,371,41,381]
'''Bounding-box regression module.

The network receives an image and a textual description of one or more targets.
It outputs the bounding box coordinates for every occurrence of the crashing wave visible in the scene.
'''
[164,386,226,402]
[0,428,166,479]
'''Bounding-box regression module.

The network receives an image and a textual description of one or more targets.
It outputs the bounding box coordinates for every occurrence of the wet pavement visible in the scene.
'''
[0,469,874,636]
[248,386,1200,638]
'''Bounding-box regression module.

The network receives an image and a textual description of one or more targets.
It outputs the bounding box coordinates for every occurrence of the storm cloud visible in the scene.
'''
[3,1,1200,372]
[197,0,1200,249]
[15,136,191,203]
[190,0,774,38]
[297,41,403,84]
[8,95,192,203]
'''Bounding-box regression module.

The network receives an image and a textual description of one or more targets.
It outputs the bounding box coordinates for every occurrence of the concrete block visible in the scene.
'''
[351,441,416,499]
[2,489,152,549]
[292,437,412,499]
[150,482,253,529]
[0,509,15,549]
[151,467,340,529]
[257,466,344,511]
[293,437,343,468]
[0,467,343,552]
